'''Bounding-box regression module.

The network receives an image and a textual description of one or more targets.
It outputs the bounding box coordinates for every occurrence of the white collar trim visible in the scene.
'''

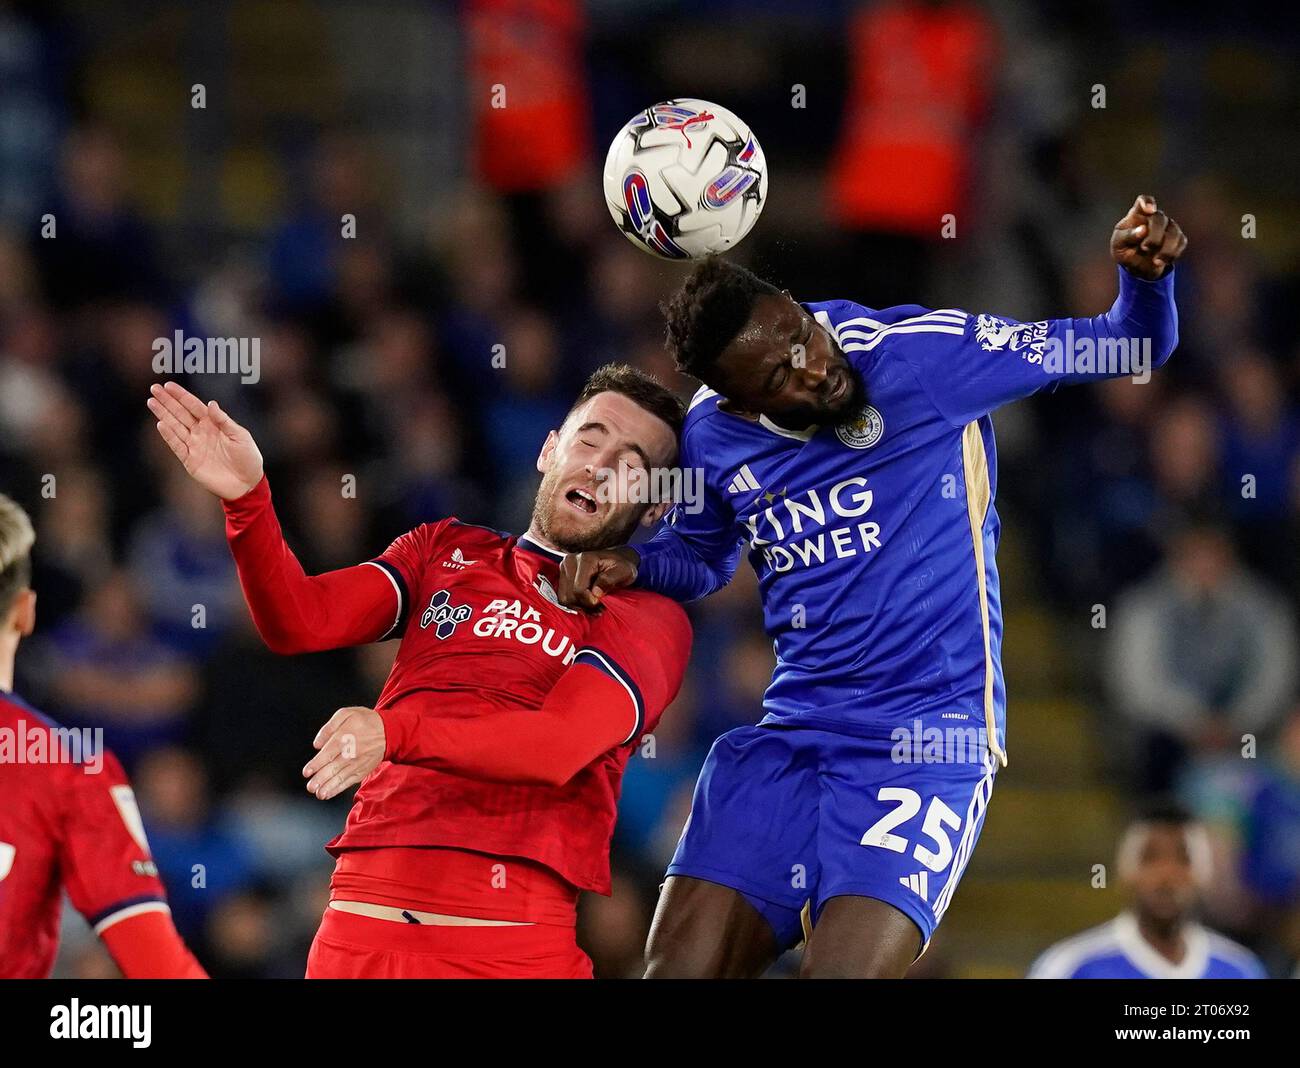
[1114,912,1209,979]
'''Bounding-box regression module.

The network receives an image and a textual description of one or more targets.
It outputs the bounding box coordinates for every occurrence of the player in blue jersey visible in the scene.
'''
[1028,803,1266,979]
[559,195,1187,977]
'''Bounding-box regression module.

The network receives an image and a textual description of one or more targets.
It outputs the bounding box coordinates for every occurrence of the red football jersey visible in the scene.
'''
[332,519,692,894]
[0,693,172,979]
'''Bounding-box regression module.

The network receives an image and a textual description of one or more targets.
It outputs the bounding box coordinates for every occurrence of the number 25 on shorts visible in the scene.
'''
[860,788,962,873]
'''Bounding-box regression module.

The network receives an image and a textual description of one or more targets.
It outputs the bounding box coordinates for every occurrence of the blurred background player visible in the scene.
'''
[0,493,206,979]
[146,367,691,978]
[560,196,1184,978]
[1028,802,1265,979]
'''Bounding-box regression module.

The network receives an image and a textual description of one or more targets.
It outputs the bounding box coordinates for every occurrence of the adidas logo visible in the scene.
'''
[442,547,477,570]
[726,464,761,495]
[899,872,929,900]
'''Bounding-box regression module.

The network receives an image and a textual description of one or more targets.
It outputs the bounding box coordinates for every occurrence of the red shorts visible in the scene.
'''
[305,906,593,979]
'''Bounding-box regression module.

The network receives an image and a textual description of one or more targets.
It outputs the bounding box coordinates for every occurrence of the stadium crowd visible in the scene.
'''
[0,0,1296,976]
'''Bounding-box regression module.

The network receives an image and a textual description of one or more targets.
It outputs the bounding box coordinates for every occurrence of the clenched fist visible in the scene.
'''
[557,545,641,612]
[1111,195,1187,281]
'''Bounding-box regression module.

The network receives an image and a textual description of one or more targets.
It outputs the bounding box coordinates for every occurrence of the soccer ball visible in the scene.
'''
[602,99,768,260]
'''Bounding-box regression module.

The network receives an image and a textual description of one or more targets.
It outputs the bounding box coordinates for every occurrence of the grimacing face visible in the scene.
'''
[711,293,864,427]
[530,391,678,553]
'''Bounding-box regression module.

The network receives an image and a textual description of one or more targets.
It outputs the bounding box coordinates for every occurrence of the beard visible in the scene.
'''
[825,354,867,426]
[774,360,865,429]
[529,465,645,553]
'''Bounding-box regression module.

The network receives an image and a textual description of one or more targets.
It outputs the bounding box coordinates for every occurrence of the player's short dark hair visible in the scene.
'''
[1131,797,1195,829]
[662,255,782,380]
[571,363,685,443]
[0,493,35,619]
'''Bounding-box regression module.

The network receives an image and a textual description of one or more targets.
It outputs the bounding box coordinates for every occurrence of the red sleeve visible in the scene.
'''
[377,593,692,786]
[61,752,205,977]
[223,476,436,653]
[99,909,208,979]
[570,591,693,741]
[57,753,173,936]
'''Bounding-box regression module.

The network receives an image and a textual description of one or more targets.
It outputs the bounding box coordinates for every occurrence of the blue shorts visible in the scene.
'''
[666,723,997,951]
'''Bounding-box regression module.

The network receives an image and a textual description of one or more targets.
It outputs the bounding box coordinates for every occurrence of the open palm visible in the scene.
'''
[147,382,264,500]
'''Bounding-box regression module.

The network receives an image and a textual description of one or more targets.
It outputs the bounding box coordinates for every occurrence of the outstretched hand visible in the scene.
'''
[147,382,264,500]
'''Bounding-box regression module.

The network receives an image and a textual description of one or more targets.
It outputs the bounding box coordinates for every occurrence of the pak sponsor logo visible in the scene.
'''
[152,330,261,384]
[475,597,579,661]
[419,589,473,638]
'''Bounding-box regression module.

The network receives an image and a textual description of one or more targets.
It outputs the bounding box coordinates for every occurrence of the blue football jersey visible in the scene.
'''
[1028,913,1266,979]
[636,268,1179,761]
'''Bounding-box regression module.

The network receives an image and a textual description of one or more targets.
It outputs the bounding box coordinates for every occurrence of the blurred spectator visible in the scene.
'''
[1218,351,1300,588]
[1149,395,1222,517]
[193,608,368,795]
[825,0,997,304]
[27,465,112,623]
[466,0,592,195]
[36,569,199,765]
[128,468,241,655]
[1109,521,1297,791]
[0,5,60,227]
[133,747,259,943]
[202,890,281,980]
[268,134,379,316]
[31,125,165,307]
[616,679,705,858]
[1239,708,1300,950]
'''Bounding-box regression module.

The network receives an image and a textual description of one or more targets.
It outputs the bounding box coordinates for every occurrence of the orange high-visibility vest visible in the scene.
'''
[829,1,996,237]
[468,0,591,192]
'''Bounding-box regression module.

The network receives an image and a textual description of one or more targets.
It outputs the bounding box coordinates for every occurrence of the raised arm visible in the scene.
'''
[147,382,402,653]
[904,195,1185,427]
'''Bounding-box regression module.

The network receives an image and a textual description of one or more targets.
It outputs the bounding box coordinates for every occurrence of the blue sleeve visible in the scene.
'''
[904,266,1179,427]
[633,430,743,603]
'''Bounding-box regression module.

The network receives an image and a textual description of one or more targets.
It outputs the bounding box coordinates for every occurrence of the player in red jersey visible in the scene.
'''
[0,493,206,979]
[147,364,692,978]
